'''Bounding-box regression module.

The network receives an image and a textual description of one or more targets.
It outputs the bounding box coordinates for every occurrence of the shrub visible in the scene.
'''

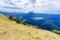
[8,16,13,20]
[14,18,22,23]
[51,29,60,34]
[8,16,22,23]
[8,16,33,26]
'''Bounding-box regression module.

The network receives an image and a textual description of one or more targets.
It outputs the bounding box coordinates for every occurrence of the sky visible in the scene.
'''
[0,0,60,14]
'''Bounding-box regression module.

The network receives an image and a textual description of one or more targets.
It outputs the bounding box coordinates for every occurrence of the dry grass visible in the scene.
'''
[0,14,60,40]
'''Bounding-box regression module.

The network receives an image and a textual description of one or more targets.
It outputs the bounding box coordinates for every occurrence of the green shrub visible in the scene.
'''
[8,16,22,23]
[51,29,60,34]
[8,16,13,20]
[8,16,36,27]
[21,22,31,26]
[14,18,22,23]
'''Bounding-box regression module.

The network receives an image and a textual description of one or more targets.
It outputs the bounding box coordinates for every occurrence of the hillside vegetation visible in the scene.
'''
[0,14,60,40]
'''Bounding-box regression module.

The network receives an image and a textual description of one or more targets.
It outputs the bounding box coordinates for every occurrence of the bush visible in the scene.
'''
[8,16,13,20]
[51,29,60,34]
[8,16,22,23]
[8,16,31,26]
[14,18,22,23]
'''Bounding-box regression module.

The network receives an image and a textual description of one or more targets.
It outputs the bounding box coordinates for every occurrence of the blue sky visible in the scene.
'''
[0,0,60,14]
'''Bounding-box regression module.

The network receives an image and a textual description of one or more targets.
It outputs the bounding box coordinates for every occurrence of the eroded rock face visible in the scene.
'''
[0,14,60,40]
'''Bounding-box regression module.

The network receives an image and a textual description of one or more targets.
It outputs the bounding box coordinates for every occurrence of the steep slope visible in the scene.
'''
[0,14,60,40]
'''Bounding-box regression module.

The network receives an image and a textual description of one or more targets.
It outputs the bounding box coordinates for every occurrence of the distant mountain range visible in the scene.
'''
[0,11,60,30]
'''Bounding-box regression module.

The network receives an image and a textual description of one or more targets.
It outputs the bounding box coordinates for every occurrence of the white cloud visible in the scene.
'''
[0,0,60,14]
[33,17,44,20]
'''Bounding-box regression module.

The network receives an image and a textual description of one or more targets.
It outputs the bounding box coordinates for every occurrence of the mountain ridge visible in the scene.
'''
[0,14,60,40]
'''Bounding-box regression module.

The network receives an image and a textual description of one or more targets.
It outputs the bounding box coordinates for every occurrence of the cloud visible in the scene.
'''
[29,0,36,4]
[0,0,60,14]
[33,17,44,20]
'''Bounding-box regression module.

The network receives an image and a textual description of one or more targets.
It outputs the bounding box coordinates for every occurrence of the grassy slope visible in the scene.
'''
[0,14,60,40]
